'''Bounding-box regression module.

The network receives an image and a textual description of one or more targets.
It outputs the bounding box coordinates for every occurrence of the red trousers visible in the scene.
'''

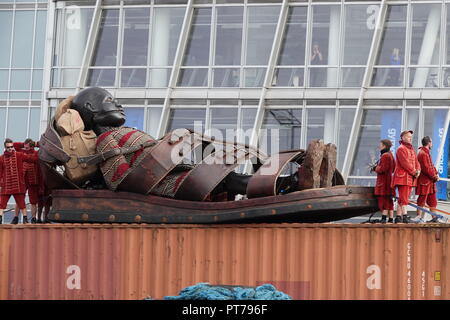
[27,185,39,205]
[377,195,394,211]
[396,185,412,206]
[0,194,26,209]
[417,193,437,208]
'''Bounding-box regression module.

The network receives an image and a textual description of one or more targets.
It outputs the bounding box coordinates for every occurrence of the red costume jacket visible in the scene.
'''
[416,147,438,195]
[0,151,38,195]
[13,142,40,186]
[391,141,420,188]
[374,150,395,196]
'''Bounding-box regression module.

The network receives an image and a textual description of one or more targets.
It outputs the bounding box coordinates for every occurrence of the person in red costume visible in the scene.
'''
[13,138,42,224]
[391,130,420,224]
[412,136,439,223]
[372,139,396,224]
[0,138,38,224]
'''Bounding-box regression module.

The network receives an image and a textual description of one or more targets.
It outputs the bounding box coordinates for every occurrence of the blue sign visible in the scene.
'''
[380,110,402,156]
[431,110,449,201]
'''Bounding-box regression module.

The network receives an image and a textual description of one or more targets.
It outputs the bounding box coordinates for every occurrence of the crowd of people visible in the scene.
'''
[0,138,50,224]
[372,130,440,224]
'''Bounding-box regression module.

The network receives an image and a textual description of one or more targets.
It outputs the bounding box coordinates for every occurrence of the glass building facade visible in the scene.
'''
[2,0,450,200]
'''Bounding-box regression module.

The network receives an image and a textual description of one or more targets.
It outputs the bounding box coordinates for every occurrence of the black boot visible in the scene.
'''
[387,218,394,223]
[31,217,37,224]
[11,216,19,224]
[381,215,387,224]
[402,215,409,224]
[0,215,2,224]
[23,216,28,224]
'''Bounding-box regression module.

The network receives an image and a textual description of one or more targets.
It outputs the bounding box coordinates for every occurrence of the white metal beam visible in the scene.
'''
[76,0,103,93]
[243,0,289,174]
[156,0,194,139]
[39,0,56,135]
[341,0,388,181]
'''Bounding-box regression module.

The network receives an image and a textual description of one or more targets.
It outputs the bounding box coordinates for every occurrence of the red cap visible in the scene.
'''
[400,130,413,138]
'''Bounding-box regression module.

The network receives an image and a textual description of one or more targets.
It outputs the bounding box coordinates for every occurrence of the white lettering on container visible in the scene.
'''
[366,265,381,290]
[66,265,81,290]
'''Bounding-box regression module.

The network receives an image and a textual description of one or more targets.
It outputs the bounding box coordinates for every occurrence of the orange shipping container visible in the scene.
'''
[0,223,448,300]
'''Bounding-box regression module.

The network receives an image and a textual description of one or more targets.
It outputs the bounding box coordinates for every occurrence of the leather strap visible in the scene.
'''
[117,129,204,195]
[174,146,259,201]
[246,150,305,199]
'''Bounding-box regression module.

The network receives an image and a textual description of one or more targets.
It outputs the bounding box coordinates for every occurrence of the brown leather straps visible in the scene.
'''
[39,118,71,164]
[117,129,204,195]
[246,150,305,199]
[174,145,262,201]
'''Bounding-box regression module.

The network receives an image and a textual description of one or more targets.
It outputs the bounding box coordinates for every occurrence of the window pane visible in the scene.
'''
[7,108,28,141]
[60,69,80,88]
[278,6,307,66]
[375,5,406,66]
[306,108,335,144]
[29,108,40,141]
[446,4,450,64]
[0,71,8,91]
[10,70,31,91]
[146,107,162,138]
[182,8,211,66]
[209,108,238,143]
[168,108,206,132]
[406,108,419,149]
[0,108,5,145]
[32,70,43,91]
[92,10,119,67]
[57,7,94,67]
[343,4,378,65]
[244,68,265,87]
[351,109,402,176]
[213,68,240,87]
[87,69,116,86]
[149,68,171,87]
[12,11,35,68]
[240,108,257,145]
[177,68,208,87]
[341,67,365,87]
[214,7,243,66]
[151,7,185,67]
[372,67,403,87]
[120,69,147,87]
[34,10,47,68]
[123,107,145,130]
[409,67,439,88]
[246,6,280,65]
[411,4,440,66]
[273,68,304,87]
[311,5,340,66]
[122,8,150,66]
[261,109,302,155]
[337,108,355,170]
[0,11,13,68]
[309,67,338,87]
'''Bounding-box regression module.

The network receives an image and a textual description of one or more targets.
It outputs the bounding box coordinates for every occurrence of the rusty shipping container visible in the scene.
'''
[0,223,448,300]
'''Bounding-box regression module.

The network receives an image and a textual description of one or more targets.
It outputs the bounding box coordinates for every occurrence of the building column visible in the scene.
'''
[326,5,340,87]
[412,5,440,88]
[151,8,171,87]
[323,109,335,143]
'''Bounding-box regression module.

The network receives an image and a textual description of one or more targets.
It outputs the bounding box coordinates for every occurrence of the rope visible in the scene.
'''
[163,283,292,300]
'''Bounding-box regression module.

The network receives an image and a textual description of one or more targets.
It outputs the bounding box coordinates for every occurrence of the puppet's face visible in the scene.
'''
[72,87,125,132]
